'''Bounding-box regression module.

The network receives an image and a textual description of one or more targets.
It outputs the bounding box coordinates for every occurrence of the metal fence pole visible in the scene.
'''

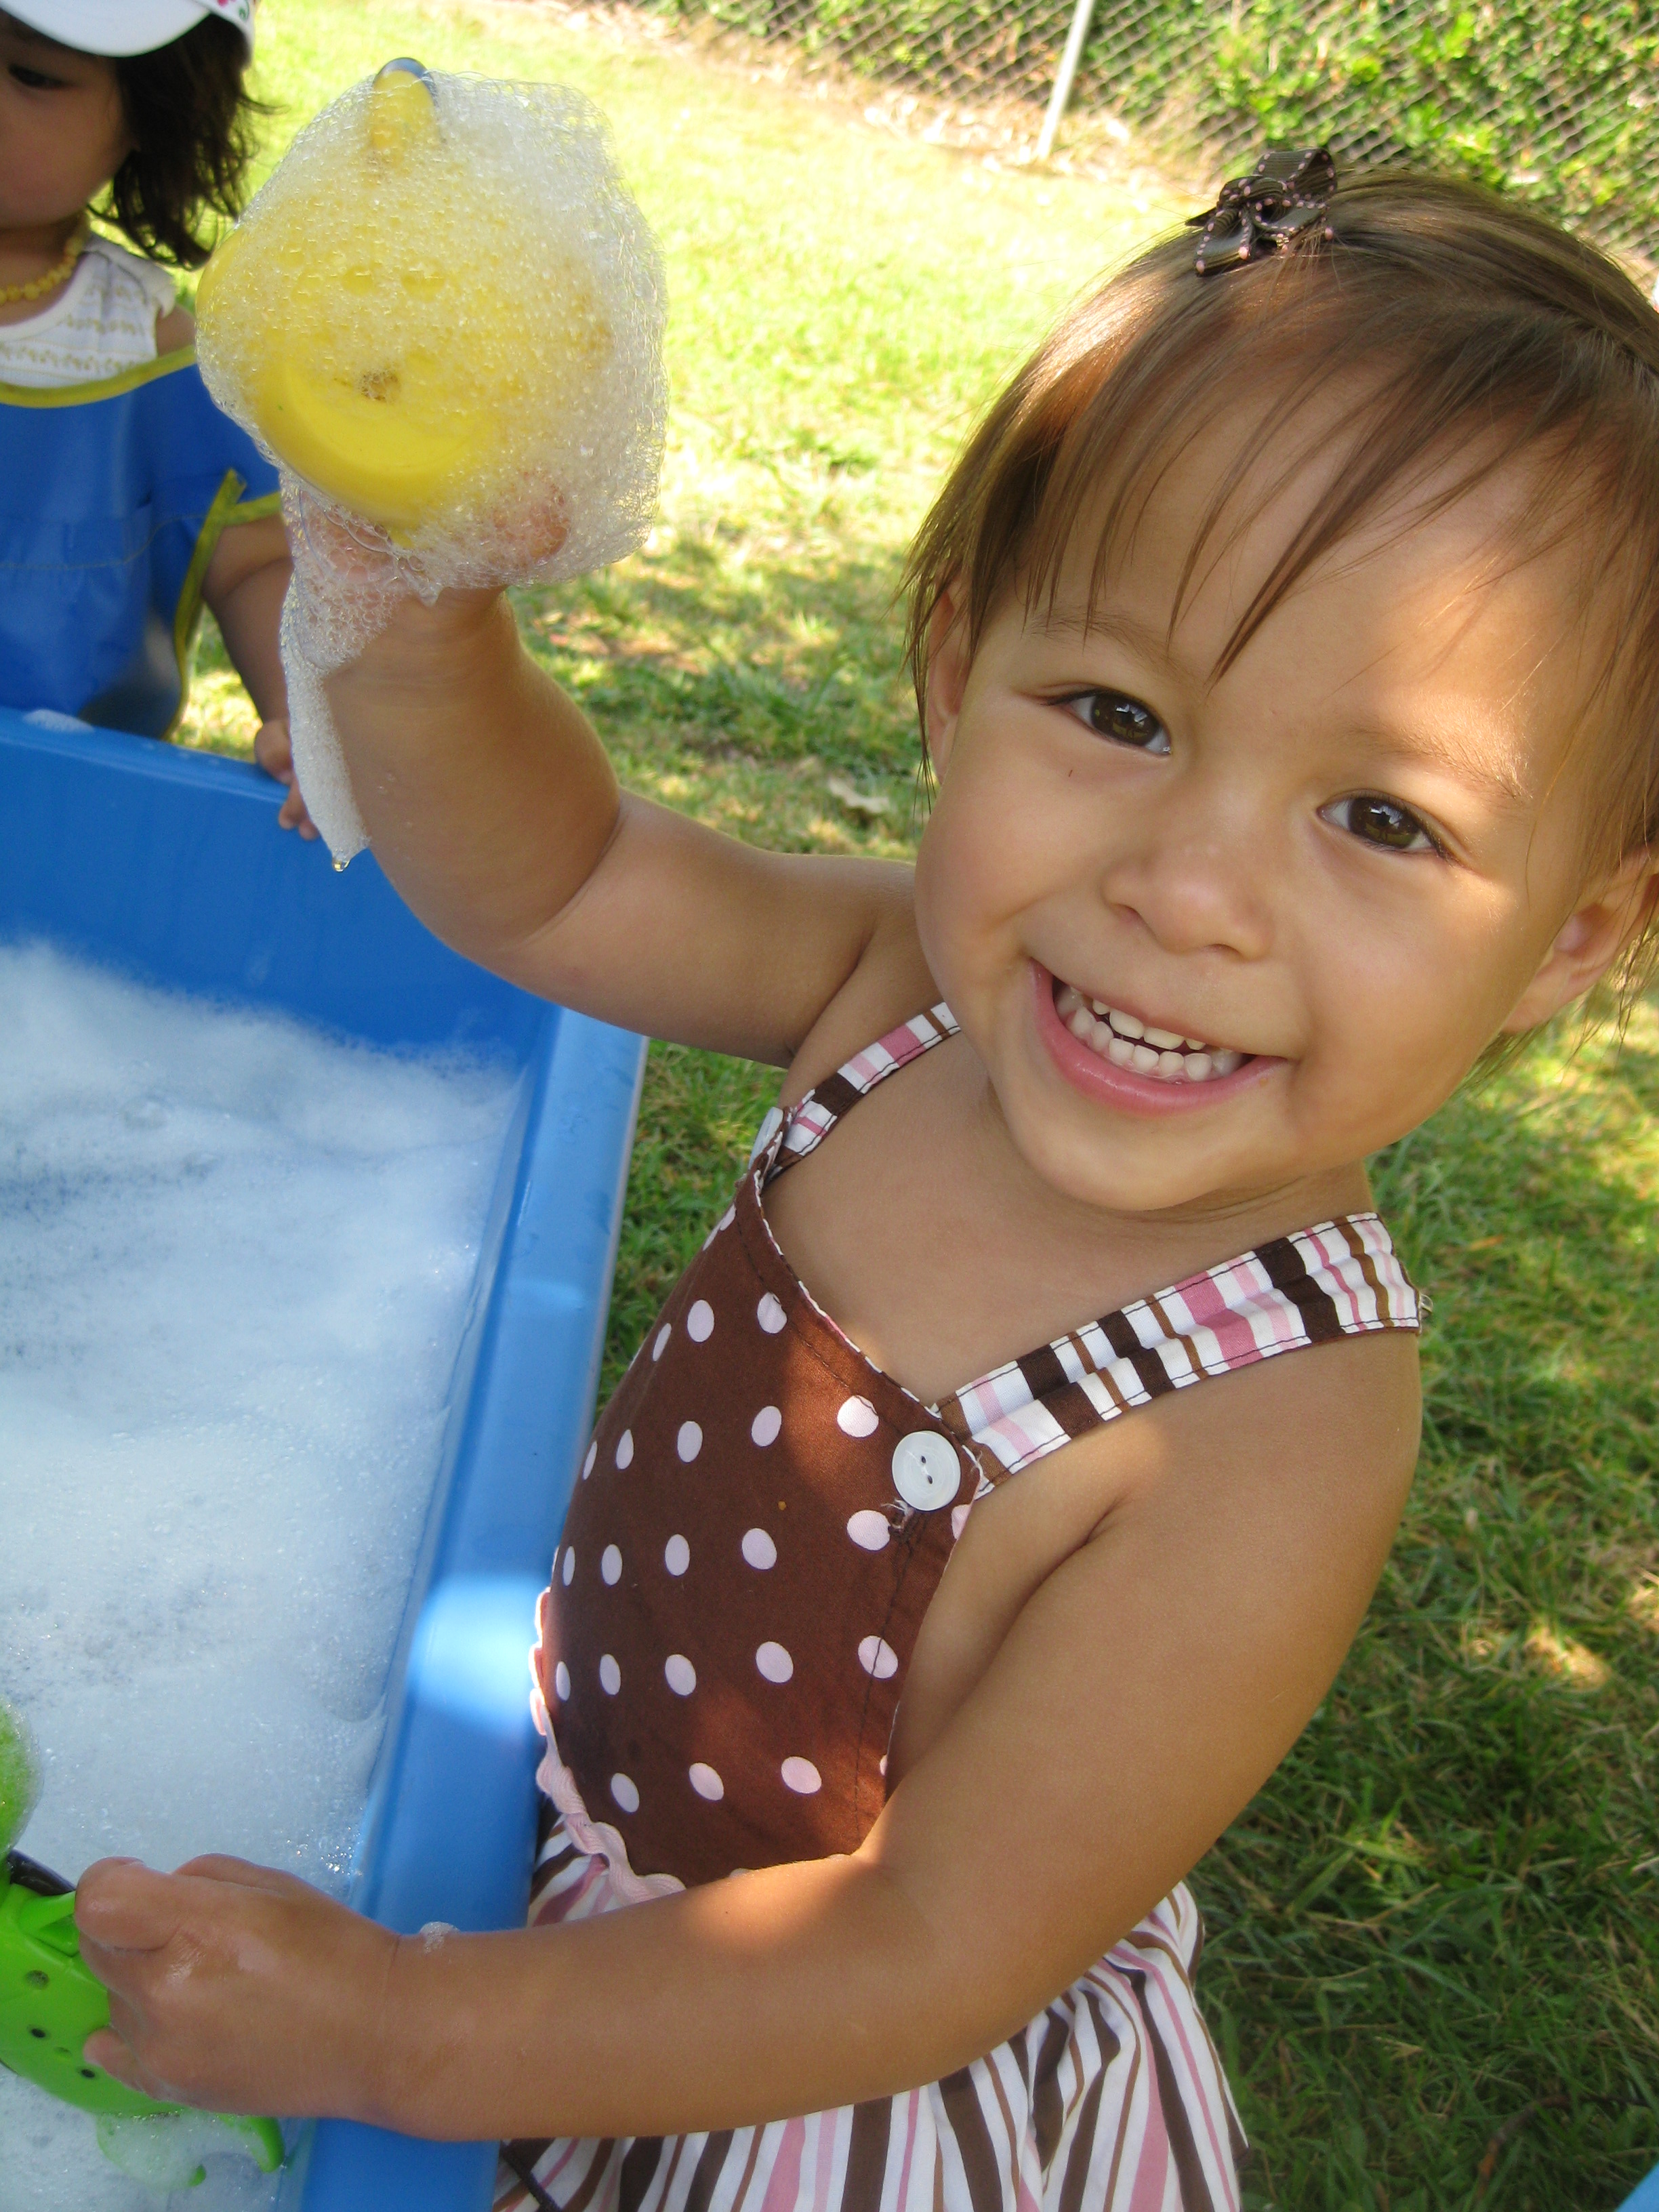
[1036,0,1099,161]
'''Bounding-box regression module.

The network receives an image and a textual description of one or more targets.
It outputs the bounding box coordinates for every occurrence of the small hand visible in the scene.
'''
[76,1855,398,2121]
[252,719,319,839]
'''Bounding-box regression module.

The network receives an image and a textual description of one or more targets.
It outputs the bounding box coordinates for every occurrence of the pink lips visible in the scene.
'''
[1032,964,1278,1117]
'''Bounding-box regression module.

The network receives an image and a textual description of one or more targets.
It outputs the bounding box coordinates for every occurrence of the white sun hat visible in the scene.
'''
[1,0,253,56]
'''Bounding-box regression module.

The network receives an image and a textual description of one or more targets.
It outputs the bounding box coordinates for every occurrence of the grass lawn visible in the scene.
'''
[179,4,1658,2204]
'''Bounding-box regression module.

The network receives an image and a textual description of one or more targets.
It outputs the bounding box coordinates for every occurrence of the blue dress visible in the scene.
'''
[0,348,279,740]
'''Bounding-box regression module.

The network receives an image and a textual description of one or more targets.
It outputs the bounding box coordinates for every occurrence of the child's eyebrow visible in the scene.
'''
[1344,720,1533,809]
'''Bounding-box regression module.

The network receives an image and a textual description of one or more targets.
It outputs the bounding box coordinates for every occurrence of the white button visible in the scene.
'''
[891,1431,961,1511]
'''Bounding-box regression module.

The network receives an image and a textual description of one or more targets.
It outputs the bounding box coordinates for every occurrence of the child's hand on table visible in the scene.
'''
[76,1855,394,2121]
[251,718,319,840]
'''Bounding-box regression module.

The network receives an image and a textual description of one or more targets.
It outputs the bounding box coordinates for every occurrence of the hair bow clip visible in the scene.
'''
[1188,145,1337,275]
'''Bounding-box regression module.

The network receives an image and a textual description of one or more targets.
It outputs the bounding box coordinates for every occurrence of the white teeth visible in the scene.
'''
[1054,979,1249,1084]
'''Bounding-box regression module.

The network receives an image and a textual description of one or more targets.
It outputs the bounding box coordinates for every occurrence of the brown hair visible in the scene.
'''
[905,171,1659,996]
[102,14,266,268]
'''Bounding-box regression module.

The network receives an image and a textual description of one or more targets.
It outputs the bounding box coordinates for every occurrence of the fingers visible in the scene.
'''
[71,1855,394,2121]
[252,719,321,838]
[76,1858,190,1954]
[253,718,293,779]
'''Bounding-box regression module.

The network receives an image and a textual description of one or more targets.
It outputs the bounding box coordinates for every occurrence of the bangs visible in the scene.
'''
[905,171,1659,892]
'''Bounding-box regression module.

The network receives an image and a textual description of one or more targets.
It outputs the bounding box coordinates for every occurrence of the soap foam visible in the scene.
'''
[0,943,521,2211]
[197,72,668,862]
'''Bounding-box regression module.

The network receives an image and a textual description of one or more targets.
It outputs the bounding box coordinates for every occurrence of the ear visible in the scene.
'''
[1500,846,1659,1032]
[922,589,971,778]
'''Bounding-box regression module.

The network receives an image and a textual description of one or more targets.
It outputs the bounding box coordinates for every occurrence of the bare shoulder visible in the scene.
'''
[897,1326,1420,1786]
[1063,1322,1421,1576]
[156,302,194,354]
[779,883,939,1103]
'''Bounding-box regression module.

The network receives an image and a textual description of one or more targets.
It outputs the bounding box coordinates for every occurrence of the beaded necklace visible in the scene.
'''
[0,222,89,309]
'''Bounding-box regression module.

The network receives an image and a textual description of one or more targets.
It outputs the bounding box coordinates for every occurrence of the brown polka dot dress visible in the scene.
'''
[497,1006,1420,2212]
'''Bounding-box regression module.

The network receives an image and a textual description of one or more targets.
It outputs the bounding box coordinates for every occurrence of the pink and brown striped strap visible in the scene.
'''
[757,1003,1422,1477]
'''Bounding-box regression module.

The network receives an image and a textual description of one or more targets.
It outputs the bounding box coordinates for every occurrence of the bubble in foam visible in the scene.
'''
[196,63,668,863]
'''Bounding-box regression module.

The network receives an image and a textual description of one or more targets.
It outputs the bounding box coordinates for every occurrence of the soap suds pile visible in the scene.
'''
[0,944,522,2211]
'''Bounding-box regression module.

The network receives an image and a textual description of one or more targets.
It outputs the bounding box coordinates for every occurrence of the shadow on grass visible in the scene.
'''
[514,525,920,783]
[1202,1024,1659,2212]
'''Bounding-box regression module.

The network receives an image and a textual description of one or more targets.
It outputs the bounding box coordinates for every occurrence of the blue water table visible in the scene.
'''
[0,706,644,2211]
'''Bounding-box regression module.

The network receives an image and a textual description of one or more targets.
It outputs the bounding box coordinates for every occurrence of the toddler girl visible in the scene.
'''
[0,0,312,834]
[75,158,1658,2211]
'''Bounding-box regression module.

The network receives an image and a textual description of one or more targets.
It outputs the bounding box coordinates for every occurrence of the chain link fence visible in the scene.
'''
[637,0,1659,262]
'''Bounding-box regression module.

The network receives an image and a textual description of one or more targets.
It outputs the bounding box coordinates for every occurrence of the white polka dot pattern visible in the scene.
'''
[837,1395,880,1438]
[741,1527,777,1570]
[554,1661,571,1701]
[845,1510,889,1552]
[533,1024,997,1892]
[582,1441,596,1479]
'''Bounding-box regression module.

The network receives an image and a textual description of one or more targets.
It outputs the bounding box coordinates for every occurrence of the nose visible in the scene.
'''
[1097,776,1275,961]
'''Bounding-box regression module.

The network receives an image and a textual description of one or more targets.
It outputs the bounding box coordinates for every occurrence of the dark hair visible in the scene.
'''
[101,13,265,268]
[904,171,1659,995]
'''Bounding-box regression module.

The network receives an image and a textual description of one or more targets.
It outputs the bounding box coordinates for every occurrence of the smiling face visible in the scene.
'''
[914,412,1651,1219]
[0,12,128,243]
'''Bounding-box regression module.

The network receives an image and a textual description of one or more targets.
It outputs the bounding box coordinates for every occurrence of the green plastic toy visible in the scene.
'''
[0,1700,285,2190]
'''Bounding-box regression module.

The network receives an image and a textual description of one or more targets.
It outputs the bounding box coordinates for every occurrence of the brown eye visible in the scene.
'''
[1066,691,1170,755]
[1324,796,1438,853]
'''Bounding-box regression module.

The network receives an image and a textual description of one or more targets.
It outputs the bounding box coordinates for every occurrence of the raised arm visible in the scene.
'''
[325,590,928,1069]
